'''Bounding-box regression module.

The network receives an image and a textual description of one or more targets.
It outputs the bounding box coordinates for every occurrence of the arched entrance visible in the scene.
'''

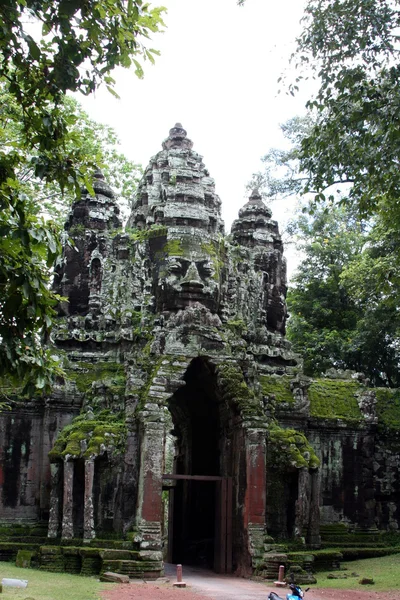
[163,357,233,573]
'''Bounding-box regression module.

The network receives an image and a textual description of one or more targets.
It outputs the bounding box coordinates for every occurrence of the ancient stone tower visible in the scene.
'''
[2,124,400,578]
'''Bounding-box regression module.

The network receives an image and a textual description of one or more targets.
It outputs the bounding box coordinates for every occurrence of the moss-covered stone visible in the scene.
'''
[309,379,363,421]
[267,424,320,470]
[201,240,224,281]
[49,410,126,460]
[66,361,126,395]
[375,388,400,429]
[16,549,37,568]
[260,375,294,404]
[217,363,263,418]
[162,239,183,256]
[226,319,247,336]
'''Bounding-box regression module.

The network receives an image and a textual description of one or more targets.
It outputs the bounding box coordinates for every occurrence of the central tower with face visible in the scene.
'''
[128,123,225,318]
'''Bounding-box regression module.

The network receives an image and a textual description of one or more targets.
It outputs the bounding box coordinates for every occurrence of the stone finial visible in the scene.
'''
[93,168,105,181]
[170,123,186,136]
[162,123,193,150]
[236,189,272,220]
[79,168,115,200]
[249,188,263,203]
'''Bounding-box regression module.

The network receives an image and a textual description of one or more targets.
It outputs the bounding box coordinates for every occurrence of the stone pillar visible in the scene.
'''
[307,469,321,547]
[136,411,165,561]
[243,426,267,572]
[83,459,95,541]
[62,460,74,539]
[48,462,62,538]
[294,468,310,539]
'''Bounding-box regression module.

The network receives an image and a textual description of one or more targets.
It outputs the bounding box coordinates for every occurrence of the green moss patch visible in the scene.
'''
[217,363,263,418]
[49,410,126,460]
[260,375,294,404]
[226,319,247,336]
[162,239,183,256]
[16,549,37,568]
[127,224,168,243]
[267,424,320,470]
[66,361,126,395]
[201,240,224,280]
[375,388,400,429]
[309,379,362,421]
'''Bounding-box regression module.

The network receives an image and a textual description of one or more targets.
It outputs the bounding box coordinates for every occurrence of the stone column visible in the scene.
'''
[136,412,165,558]
[243,426,267,573]
[294,468,310,539]
[307,469,321,547]
[83,459,95,541]
[62,460,74,539]
[48,462,62,538]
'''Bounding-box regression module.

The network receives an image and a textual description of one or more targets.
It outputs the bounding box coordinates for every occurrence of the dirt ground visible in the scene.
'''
[101,579,212,600]
[101,575,398,600]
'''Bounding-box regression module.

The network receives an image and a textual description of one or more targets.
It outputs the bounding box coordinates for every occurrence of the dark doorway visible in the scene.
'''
[165,358,232,572]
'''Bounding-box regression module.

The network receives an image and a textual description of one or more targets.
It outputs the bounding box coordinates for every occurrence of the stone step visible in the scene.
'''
[101,559,163,579]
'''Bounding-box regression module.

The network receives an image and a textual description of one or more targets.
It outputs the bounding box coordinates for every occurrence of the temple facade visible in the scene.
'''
[1,125,400,578]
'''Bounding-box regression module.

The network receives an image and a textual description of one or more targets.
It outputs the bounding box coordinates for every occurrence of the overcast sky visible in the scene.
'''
[77,0,312,273]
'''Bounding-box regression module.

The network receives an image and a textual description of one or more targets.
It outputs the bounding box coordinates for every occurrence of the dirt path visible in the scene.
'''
[101,565,398,600]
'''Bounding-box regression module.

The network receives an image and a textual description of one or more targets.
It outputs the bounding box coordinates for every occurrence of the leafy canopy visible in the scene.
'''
[250,113,400,387]
[0,0,164,394]
[287,202,400,387]
[292,0,400,224]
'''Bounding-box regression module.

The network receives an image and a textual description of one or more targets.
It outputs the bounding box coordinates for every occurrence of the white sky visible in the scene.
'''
[77,0,312,275]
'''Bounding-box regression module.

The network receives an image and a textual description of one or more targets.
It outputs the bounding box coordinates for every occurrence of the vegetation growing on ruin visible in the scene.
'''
[309,379,363,421]
[267,424,320,470]
[217,363,263,418]
[135,355,165,411]
[201,241,224,281]
[49,410,126,460]
[375,388,400,430]
[128,224,168,243]
[226,319,247,336]
[65,361,125,396]
[260,375,295,404]
[162,239,184,257]
[68,223,86,236]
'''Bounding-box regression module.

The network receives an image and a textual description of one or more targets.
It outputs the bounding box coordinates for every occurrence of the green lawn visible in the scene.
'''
[0,563,115,600]
[314,553,400,591]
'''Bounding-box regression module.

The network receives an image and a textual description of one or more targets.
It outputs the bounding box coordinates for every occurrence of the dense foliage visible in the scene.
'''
[287,203,400,387]
[292,0,400,223]
[249,0,400,386]
[0,0,164,393]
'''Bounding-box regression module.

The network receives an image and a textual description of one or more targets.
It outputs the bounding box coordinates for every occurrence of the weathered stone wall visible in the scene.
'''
[0,399,78,523]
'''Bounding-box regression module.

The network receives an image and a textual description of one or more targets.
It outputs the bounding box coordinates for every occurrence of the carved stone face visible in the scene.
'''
[152,238,222,313]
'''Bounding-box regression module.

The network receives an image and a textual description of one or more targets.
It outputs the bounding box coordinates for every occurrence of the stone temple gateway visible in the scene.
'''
[1,124,400,578]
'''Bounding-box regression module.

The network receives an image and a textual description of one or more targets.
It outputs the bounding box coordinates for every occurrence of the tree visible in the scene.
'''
[247,115,313,201]
[287,202,400,387]
[0,1,164,392]
[1,90,143,225]
[292,0,400,224]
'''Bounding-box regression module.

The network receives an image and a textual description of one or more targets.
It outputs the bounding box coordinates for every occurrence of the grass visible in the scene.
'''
[314,554,400,591]
[0,563,115,600]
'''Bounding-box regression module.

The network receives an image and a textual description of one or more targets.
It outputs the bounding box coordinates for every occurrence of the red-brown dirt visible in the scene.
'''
[101,579,398,600]
[101,580,211,600]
